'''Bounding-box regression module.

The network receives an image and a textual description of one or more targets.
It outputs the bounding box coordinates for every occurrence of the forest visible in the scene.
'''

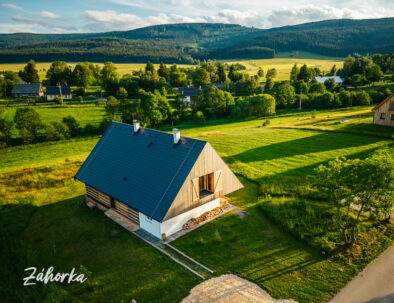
[0,18,393,63]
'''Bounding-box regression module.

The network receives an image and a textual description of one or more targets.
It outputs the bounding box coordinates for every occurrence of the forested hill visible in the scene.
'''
[0,23,262,49]
[221,18,394,57]
[0,18,393,63]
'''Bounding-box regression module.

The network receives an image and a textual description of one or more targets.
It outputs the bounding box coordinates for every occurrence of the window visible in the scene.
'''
[380,113,386,119]
[199,173,214,196]
[391,114,394,121]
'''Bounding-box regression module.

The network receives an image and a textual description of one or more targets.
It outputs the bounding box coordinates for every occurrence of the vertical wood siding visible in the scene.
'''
[373,95,394,127]
[163,143,243,220]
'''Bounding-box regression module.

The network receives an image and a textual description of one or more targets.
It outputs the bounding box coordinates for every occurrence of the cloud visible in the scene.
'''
[82,9,265,32]
[12,15,76,33]
[40,10,60,19]
[1,3,23,10]
[268,5,380,27]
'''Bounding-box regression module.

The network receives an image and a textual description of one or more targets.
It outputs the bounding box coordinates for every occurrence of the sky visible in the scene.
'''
[0,0,393,34]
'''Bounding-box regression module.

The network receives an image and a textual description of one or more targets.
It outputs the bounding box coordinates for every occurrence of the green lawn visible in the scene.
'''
[0,197,200,303]
[3,104,107,128]
[0,136,99,173]
[1,106,393,302]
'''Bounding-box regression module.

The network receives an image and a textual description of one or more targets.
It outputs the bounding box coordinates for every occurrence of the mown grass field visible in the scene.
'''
[0,55,343,81]
[0,62,193,80]
[224,57,344,81]
[0,106,393,302]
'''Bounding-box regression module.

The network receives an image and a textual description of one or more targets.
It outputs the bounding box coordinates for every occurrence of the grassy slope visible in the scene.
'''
[1,106,393,302]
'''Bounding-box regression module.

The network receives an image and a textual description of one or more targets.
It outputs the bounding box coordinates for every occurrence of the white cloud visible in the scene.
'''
[1,3,23,10]
[267,5,369,27]
[81,9,265,32]
[12,15,76,33]
[40,10,60,20]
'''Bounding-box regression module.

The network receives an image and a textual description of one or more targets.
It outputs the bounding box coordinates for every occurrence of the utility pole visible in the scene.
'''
[57,82,63,105]
[299,87,302,110]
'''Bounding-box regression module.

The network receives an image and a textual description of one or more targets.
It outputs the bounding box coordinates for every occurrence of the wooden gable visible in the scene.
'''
[163,142,243,220]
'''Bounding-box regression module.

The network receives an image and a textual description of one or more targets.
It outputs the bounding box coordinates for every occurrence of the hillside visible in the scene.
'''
[0,18,393,63]
[220,18,394,58]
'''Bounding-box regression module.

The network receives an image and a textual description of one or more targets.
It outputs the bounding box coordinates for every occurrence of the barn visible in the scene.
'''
[372,93,394,127]
[75,121,243,239]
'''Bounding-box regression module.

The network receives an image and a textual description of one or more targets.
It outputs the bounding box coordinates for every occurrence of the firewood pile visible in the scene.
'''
[183,198,228,230]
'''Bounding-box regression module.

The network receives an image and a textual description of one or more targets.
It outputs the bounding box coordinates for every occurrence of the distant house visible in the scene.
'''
[178,86,203,103]
[11,84,44,98]
[179,83,224,104]
[315,76,344,85]
[372,93,394,127]
[46,86,72,101]
[75,121,243,240]
[209,82,225,89]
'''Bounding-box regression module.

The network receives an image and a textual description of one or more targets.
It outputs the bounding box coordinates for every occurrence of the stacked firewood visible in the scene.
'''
[183,198,228,230]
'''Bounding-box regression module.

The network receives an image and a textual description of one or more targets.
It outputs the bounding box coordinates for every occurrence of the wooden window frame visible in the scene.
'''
[380,113,386,119]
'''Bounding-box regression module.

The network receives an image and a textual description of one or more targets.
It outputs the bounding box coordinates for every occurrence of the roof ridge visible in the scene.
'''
[111,121,207,143]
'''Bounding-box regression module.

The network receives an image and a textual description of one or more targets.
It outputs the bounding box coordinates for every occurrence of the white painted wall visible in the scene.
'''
[160,198,220,237]
[139,198,221,239]
[139,212,162,239]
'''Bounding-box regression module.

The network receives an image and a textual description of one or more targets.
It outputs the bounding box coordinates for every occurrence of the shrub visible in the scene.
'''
[73,87,85,97]
[46,122,70,141]
[84,123,99,134]
[62,115,80,136]
[193,111,206,124]
[259,200,339,253]
[352,90,371,106]
[262,119,271,126]
[116,87,128,100]
[99,118,112,133]
[53,96,62,104]
[250,94,276,116]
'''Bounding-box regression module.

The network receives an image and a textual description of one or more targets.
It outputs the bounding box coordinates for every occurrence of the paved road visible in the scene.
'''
[330,244,394,303]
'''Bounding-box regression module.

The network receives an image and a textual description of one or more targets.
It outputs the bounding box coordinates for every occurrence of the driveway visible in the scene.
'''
[330,244,394,303]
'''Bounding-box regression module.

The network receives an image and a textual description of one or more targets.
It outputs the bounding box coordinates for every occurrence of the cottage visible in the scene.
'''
[178,87,203,104]
[315,76,344,85]
[46,86,72,101]
[75,121,243,239]
[11,83,44,98]
[372,93,394,127]
[179,83,225,104]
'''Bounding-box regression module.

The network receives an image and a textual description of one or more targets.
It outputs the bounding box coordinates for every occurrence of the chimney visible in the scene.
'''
[133,120,140,133]
[173,128,180,144]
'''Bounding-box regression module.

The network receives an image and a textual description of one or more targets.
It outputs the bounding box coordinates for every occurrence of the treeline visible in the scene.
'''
[0,38,196,64]
[208,46,275,60]
[231,18,394,57]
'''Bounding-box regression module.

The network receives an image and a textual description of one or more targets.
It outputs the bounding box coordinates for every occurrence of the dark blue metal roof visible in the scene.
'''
[75,121,206,222]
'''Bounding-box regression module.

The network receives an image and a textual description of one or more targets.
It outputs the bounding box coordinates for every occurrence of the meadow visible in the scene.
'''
[0,55,344,81]
[0,106,393,302]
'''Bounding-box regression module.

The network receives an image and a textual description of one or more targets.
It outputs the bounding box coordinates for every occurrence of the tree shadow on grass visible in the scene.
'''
[228,131,385,164]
